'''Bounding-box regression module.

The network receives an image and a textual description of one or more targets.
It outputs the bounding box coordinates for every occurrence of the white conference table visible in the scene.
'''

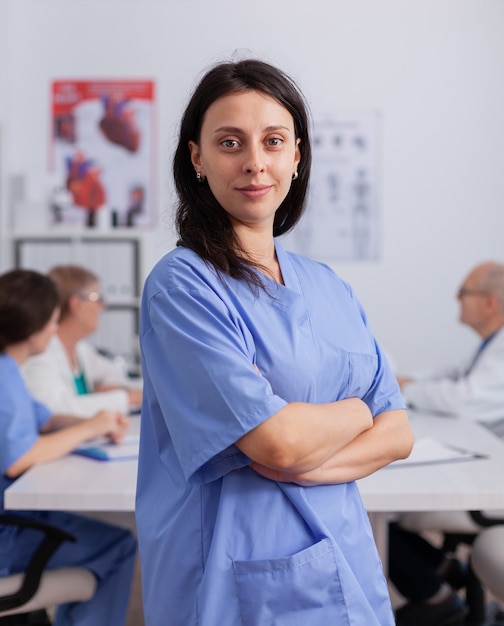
[5,412,504,564]
[358,411,504,564]
[4,416,141,513]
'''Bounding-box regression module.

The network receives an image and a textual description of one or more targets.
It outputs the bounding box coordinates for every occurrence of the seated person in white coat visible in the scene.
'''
[397,260,504,429]
[390,260,504,626]
[0,268,136,626]
[22,265,142,418]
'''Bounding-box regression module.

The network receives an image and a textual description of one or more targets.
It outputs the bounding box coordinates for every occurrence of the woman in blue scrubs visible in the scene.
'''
[0,269,137,626]
[136,59,414,626]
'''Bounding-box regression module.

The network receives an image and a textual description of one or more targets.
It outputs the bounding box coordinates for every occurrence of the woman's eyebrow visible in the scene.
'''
[212,125,292,134]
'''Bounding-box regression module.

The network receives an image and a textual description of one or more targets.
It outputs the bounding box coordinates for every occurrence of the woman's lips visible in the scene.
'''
[237,185,272,199]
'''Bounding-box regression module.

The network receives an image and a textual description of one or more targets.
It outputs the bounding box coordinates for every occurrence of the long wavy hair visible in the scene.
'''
[173,59,312,288]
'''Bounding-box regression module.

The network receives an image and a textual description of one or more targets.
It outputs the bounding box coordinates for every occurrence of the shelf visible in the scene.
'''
[11,232,146,367]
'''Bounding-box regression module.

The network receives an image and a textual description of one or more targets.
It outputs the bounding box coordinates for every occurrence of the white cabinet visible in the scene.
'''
[13,230,146,373]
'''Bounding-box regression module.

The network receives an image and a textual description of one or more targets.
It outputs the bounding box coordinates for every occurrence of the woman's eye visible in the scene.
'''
[267,137,283,147]
[221,139,239,149]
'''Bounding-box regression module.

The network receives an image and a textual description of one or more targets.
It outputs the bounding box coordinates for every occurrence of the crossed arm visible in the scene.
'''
[236,398,413,486]
[6,411,129,478]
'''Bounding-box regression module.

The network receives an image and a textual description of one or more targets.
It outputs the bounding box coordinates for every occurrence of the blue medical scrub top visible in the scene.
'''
[136,241,405,626]
[0,354,52,569]
[0,354,52,503]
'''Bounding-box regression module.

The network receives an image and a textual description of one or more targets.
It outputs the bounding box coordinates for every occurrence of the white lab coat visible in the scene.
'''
[401,326,504,425]
[399,326,504,533]
[22,335,130,417]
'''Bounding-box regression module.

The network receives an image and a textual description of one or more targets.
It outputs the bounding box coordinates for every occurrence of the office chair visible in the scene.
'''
[0,515,96,623]
[442,511,504,626]
[471,526,504,622]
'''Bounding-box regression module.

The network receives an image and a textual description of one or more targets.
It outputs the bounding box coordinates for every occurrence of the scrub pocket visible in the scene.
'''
[347,352,378,397]
[233,537,349,626]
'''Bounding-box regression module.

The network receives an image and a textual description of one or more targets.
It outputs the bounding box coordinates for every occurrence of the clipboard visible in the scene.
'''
[73,434,140,462]
[387,437,487,469]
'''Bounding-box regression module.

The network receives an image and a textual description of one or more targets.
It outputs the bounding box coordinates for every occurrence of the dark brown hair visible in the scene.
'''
[0,269,59,351]
[173,59,312,288]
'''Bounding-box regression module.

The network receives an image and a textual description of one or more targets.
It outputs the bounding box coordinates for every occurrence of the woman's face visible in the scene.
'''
[27,307,60,356]
[74,281,105,335]
[189,90,300,236]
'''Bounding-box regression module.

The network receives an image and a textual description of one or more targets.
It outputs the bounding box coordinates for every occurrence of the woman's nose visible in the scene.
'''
[242,145,265,174]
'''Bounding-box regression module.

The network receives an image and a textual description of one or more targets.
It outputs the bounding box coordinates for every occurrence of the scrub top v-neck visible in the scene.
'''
[136,240,404,626]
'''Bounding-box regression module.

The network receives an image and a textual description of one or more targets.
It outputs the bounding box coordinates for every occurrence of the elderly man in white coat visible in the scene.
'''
[398,260,504,429]
[391,260,504,626]
[397,260,504,530]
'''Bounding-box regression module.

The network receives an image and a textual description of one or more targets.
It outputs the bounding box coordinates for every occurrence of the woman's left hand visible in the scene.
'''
[250,461,340,486]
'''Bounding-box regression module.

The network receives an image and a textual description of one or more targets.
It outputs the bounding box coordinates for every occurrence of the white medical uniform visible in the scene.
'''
[22,336,130,417]
[398,327,504,534]
[136,241,405,626]
[401,327,504,425]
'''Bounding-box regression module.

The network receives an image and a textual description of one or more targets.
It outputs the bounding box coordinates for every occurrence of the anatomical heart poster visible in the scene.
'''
[50,80,155,228]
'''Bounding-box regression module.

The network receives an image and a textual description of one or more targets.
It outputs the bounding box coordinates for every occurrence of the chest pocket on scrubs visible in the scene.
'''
[347,352,378,398]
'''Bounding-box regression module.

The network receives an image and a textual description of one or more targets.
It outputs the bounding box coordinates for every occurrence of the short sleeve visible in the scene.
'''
[141,278,287,483]
[0,384,51,475]
[351,295,406,416]
[32,398,52,430]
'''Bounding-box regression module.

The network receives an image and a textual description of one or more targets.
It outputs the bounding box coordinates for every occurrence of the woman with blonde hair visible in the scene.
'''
[22,264,142,418]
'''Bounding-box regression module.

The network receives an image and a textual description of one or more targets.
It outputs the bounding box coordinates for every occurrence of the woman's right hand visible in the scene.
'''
[90,410,130,443]
[6,410,130,478]
[127,388,143,408]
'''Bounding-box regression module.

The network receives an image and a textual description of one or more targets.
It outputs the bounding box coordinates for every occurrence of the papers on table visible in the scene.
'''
[387,437,487,469]
[73,434,140,462]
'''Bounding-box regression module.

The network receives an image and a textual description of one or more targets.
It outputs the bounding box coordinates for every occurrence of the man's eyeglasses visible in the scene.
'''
[457,287,490,299]
[78,291,106,305]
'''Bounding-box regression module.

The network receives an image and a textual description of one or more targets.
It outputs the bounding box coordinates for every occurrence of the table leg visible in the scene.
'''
[368,511,389,572]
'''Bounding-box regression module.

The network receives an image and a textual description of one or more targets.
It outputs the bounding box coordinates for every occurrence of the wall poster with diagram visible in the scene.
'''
[50,79,155,228]
[282,111,380,262]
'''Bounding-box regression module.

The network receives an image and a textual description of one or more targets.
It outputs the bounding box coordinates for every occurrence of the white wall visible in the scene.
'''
[0,0,13,271]
[1,0,504,371]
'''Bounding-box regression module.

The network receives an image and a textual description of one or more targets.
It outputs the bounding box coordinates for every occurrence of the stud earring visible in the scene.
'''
[292,171,299,181]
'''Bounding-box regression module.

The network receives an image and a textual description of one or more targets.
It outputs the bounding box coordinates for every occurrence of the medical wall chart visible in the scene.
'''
[50,80,155,228]
[282,111,380,262]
